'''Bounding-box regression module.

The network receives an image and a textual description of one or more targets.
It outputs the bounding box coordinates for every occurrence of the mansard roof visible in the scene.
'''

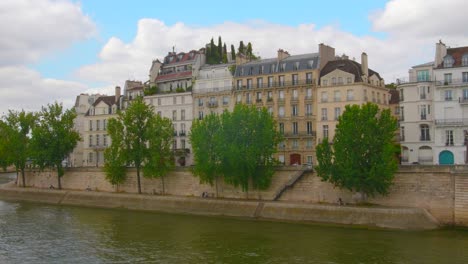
[436,46,468,68]
[320,59,383,81]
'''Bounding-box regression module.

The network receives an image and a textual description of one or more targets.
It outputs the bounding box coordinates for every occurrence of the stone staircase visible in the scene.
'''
[272,168,310,201]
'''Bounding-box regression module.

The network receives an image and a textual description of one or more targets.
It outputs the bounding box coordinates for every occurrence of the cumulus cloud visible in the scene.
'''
[0,0,96,66]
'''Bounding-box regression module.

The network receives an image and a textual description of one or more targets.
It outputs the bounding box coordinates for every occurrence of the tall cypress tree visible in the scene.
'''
[217,36,223,61]
[231,44,236,60]
[238,41,245,55]
[247,42,253,59]
[223,43,228,63]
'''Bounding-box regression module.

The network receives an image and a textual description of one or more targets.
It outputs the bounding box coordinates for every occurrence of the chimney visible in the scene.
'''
[318,43,335,69]
[435,40,447,67]
[277,49,290,61]
[115,86,121,103]
[361,52,368,78]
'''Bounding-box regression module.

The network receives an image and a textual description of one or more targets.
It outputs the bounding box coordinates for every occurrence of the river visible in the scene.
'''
[1,172,468,263]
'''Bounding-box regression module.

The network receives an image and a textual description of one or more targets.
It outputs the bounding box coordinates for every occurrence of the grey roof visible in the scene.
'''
[234,53,319,77]
[412,61,434,68]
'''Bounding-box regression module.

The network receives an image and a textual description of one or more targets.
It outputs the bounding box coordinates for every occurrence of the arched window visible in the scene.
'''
[420,124,430,141]
[443,55,454,68]
[462,54,468,66]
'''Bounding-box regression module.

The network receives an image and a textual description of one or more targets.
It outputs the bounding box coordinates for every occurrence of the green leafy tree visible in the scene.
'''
[222,43,228,63]
[230,44,236,60]
[0,111,37,187]
[104,118,127,186]
[31,103,80,189]
[105,97,174,194]
[316,103,398,199]
[190,113,222,196]
[238,41,245,55]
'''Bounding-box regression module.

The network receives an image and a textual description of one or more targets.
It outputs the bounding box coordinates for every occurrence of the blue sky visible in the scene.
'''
[1,0,467,113]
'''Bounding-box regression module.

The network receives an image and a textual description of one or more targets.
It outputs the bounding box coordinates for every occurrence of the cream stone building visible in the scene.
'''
[316,53,389,142]
[82,87,121,167]
[233,44,335,165]
[193,63,234,119]
[145,92,194,166]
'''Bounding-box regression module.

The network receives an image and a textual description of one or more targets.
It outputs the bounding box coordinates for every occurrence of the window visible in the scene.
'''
[444,56,454,68]
[322,79,328,86]
[95,120,100,131]
[172,110,177,121]
[181,139,186,150]
[364,89,368,101]
[306,88,312,99]
[420,125,430,141]
[292,89,298,99]
[278,154,285,164]
[270,64,276,73]
[307,156,313,164]
[103,134,107,146]
[347,90,354,101]
[88,152,93,164]
[173,139,177,150]
[292,139,299,149]
[321,108,328,121]
[417,70,430,82]
[279,90,285,100]
[237,80,243,89]
[256,92,262,102]
[236,94,242,103]
[463,54,468,66]
[181,123,186,134]
[400,126,405,141]
[246,93,251,104]
[321,92,328,102]
[306,73,313,84]
[198,111,204,120]
[306,104,313,116]
[400,106,404,121]
[334,90,340,102]
[89,120,93,131]
[306,140,313,149]
[223,96,229,105]
[181,110,185,120]
[323,125,329,138]
[198,98,204,106]
[268,76,274,87]
[463,72,468,83]
[89,135,93,147]
[419,86,428,99]
[292,74,299,85]
[347,77,352,84]
[96,135,100,146]
[292,122,298,135]
[332,77,337,85]
[334,107,341,120]
[257,78,263,88]
[268,107,273,115]
[463,89,468,101]
[445,90,453,101]
[267,91,273,101]
[247,79,252,89]
[279,123,284,134]
[372,91,376,102]
[279,75,285,86]
[338,77,343,84]
[444,73,452,84]
[307,122,313,135]
[399,89,404,101]
[259,66,264,74]
[103,119,107,130]
[446,130,454,146]
[278,106,285,117]
[420,105,427,120]
[292,105,298,116]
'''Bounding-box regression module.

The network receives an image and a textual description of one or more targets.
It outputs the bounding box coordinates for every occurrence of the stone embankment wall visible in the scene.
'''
[18,165,468,225]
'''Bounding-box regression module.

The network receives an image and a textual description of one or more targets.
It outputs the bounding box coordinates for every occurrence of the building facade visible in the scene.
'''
[316,53,389,142]
[233,44,336,165]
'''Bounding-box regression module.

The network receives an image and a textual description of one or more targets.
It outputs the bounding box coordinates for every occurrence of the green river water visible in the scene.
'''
[1,173,468,264]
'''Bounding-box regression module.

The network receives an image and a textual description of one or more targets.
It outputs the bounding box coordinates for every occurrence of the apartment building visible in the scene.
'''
[83,87,121,167]
[193,63,234,119]
[233,44,335,165]
[433,42,468,164]
[145,92,193,166]
[155,49,206,92]
[316,53,389,142]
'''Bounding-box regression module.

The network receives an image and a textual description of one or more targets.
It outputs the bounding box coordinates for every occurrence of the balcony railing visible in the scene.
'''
[435,119,468,126]
[256,98,262,103]
[459,97,468,104]
[208,101,218,108]
[236,79,316,90]
[173,131,178,136]
[179,131,186,136]
[420,135,431,141]
[436,79,468,86]
[421,115,427,120]
[283,131,316,137]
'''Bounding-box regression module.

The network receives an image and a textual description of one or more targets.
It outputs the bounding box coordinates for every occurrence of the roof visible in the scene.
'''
[125,80,143,91]
[320,59,383,81]
[163,50,200,65]
[436,46,468,68]
[388,89,399,104]
[412,61,434,68]
[234,53,319,77]
[93,96,118,107]
[155,70,192,82]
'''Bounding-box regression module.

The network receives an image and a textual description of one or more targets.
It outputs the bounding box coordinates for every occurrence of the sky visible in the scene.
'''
[1,0,467,114]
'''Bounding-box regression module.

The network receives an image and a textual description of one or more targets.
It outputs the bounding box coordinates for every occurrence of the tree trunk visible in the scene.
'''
[57,164,62,189]
[21,168,26,188]
[58,174,62,190]
[215,177,219,198]
[136,166,141,194]
[161,175,165,195]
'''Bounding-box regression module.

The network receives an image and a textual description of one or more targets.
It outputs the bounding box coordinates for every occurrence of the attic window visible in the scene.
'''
[308,60,314,69]
[294,62,299,70]
[462,54,468,66]
[270,64,276,73]
[443,55,454,68]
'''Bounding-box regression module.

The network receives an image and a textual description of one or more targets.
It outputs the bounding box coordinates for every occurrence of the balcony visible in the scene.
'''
[420,135,431,141]
[256,98,263,103]
[420,93,427,100]
[420,114,427,120]
[173,131,178,136]
[459,97,468,104]
[436,79,468,87]
[179,131,186,137]
[305,95,313,101]
[234,79,316,90]
[435,119,468,126]
[284,131,316,138]
[207,101,218,108]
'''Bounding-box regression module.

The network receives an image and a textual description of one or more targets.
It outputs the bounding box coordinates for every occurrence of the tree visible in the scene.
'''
[105,97,174,194]
[190,113,222,196]
[217,36,223,61]
[31,103,80,189]
[316,103,398,199]
[222,43,228,63]
[246,42,253,59]
[0,110,37,187]
[230,44,236,60]
[238,41,245,55]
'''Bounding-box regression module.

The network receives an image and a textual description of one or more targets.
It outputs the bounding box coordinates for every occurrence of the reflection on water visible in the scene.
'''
[1,197,468,263]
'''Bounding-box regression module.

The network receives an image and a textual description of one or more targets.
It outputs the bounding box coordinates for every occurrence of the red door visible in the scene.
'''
[290,154,301,165]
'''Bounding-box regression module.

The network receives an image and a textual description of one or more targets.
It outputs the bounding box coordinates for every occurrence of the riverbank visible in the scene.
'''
[0,184,439,230]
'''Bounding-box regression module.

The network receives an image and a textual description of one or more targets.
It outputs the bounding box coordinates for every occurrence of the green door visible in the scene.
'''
[439,151,454,165]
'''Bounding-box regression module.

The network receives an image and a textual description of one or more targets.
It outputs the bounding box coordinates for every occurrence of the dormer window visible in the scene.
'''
[462,54,468,66]
[270,64,276,73]
[308,60,314,69]
[294,62,299,70]
[443,55,454,68]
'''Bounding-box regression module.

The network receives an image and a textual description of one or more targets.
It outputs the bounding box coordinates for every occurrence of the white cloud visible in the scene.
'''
[0,0,96,66]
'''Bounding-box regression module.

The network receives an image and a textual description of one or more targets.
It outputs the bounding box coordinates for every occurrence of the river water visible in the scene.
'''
[1,173,468,264]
